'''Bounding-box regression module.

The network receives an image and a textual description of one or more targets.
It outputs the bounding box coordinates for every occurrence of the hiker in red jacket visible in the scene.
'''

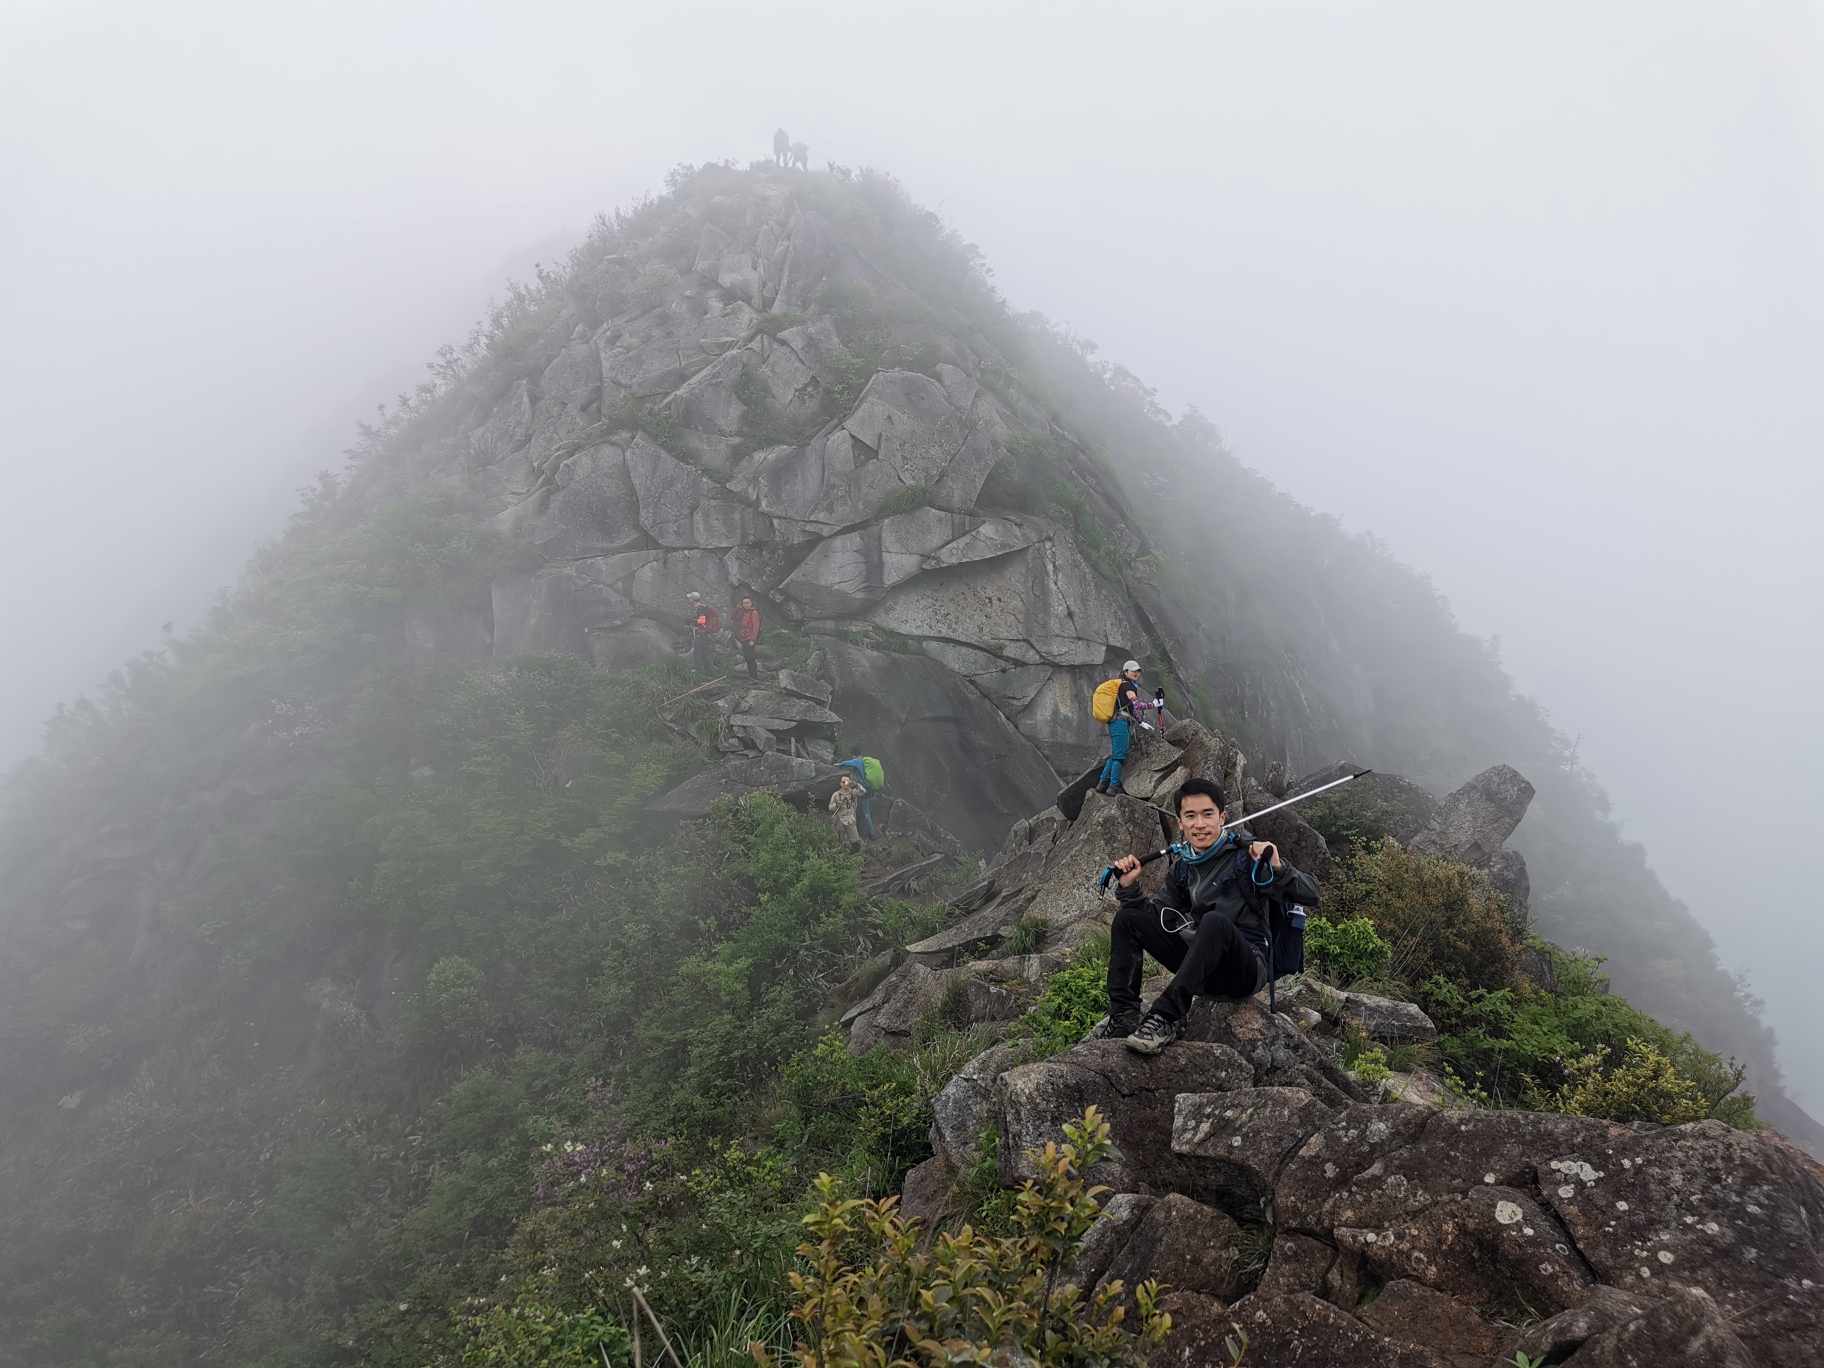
[736,596,761,683]
[686,592,719,673]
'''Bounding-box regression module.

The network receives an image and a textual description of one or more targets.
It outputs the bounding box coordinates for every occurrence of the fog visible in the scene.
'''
[4,2,1820,1104]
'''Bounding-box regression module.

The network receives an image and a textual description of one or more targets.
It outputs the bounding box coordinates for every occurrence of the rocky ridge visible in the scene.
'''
[839,731,1824,1365]
[349,161,1821,1153]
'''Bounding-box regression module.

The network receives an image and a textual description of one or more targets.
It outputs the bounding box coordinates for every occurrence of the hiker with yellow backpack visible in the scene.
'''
[1092,661,1145,795]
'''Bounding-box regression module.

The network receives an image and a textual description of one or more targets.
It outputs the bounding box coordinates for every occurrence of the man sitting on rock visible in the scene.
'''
[1103,777,1322,1054]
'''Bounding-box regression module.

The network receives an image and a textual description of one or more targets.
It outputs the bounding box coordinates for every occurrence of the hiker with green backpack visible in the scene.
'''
[838,747,884,839]
[1093,661,1144,795]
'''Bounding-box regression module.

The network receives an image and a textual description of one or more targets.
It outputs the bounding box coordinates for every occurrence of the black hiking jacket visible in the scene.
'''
[1115,831,1321,957]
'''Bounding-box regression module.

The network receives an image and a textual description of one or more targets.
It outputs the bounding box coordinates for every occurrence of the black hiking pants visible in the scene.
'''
[1108,902,1266,1023]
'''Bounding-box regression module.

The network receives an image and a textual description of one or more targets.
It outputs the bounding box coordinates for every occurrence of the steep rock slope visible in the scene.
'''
[385,165,1165,795]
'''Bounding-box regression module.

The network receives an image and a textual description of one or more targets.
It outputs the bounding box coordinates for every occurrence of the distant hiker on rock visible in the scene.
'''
[828,772,865,851]
[737,596,762,683]
[838,746,883,840]
[686,592,719,673]
[1101,777,1322,1055]
[789,142,809,171]
[773,128,790,166]
[1092,661,1143,795]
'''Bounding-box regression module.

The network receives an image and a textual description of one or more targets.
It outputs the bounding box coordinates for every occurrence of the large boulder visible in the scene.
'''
[1211,1292,1458,1368]
[1172,1087,1337,1195]
[928,1042,1024,1171]
[494,442,646,559]
[1179,995,1370,1109]
[1515,1284,1757,1367]
[1230,787,1333,883]
[864,521,1148,672]
[1097,1192,1247,1306]
[778,508,1038,617]
[840,370,971,493]
[1410,762,1535,867]
[1308,984,1439,1043]
[626,435,771,549]
[820,641,1060,850]
[1270,1104,1824,1367]
[1355,1278,1511,1357]
[1016,790,1170,938]
[1064,1192,1155,1290]
[996,1039,1254,1198]
[1333,1183,1596,1314]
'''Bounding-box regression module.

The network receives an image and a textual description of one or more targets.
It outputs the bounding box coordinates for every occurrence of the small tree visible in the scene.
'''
[756,1106,1170,1368]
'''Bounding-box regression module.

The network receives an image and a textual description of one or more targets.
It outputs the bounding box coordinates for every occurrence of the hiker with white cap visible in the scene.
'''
[1091,660,1145,795]
[686,592,719,673]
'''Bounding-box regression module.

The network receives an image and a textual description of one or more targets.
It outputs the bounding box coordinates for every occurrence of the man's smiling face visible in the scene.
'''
[1177,791,1225,850]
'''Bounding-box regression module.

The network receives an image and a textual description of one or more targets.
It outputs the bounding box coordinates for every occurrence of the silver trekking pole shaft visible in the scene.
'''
[1223,770,1371,830]
[1095,770,1370,896]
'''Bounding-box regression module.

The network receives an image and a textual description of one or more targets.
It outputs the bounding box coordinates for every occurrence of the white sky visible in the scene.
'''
[3,0,1821,1104]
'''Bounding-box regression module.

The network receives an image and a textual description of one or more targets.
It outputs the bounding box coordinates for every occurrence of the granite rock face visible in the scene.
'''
[448,171,1178,851]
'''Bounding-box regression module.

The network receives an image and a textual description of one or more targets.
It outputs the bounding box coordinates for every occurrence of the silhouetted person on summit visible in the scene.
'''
[773,128,790,166]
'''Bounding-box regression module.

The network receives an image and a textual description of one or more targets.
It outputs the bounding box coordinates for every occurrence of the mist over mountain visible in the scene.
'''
[0,161,1817,1364]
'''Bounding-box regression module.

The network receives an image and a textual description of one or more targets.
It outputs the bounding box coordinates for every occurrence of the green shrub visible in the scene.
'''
[633,258,679,303]
[1304,915,1392,983]
[755,1108,1168,1368]
[1001,914,1049,956]
[421,955,486,1027]
[1350,1044,1391,1084]
[1326,842,1519,992]
[454,1284,627,1367]
[1549,1038,1707,1125]
[1301,790,1409,853]
[1019,942,1111,1058]
[1418,967,1757,1124]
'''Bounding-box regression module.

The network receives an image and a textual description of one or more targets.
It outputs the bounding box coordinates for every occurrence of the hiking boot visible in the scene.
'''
[1095,778,1110,794]
[1124,1011,1181,1055]
[1106,782,1126,797]
[1089,1010,1141,1040]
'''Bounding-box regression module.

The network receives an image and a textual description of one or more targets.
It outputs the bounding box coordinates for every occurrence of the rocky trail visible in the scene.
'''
[792,714,1824,1366]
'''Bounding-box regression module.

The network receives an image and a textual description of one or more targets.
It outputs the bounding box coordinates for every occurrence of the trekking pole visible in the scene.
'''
[1092,770,1370,895]
[1221,770,1371,832]
[659,675,727,708]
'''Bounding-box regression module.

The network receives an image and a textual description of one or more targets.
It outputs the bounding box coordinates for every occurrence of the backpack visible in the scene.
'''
[1228,846,1310,1010]
[861,756,885,793]
[1267,905,1307,980]
[1091,678,1123,723]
